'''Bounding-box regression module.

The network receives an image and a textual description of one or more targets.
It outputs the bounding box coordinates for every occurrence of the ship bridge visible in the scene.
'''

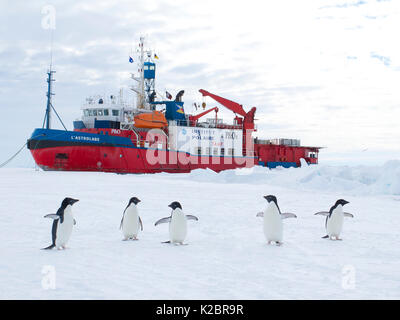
[74,95,135,130]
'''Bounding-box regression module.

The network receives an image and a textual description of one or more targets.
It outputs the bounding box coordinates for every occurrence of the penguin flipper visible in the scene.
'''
[139,216,143,231]
[44,214,60,220]
[322,235,329,239]
[154,217,171,226]
[186,215,199,221]
[256,212,264,217]
[281,213,297,219]
[74,219,77,225]
[344,212,354,218]
[314,211,330,216]
[119,215,124,230]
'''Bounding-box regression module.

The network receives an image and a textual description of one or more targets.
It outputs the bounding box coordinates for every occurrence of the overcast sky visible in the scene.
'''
[1,0,399,167]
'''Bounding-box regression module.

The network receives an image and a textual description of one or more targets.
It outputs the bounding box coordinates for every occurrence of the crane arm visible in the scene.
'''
[199,89,247,117]
[189,107,218,122]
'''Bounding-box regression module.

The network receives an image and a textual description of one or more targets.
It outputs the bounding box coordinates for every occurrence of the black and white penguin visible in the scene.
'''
[314,199,354,240]
[154,201,198,245]
[120,197,143,240]
[256,195,297,246]
[42,197,79,250]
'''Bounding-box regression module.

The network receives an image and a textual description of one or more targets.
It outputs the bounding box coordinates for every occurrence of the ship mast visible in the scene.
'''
[43,68,56,129]
[130,36,156,110]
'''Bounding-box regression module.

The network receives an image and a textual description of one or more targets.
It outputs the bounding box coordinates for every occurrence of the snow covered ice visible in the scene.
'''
[0,161,399,299]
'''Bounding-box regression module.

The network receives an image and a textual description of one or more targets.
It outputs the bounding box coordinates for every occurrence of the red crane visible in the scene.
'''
[198,89,256,130]
[188,106,219,125]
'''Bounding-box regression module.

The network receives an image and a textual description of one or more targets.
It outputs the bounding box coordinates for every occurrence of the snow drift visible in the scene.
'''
[182,159,400,196]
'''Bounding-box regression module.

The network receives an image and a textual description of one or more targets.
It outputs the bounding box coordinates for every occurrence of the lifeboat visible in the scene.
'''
[134,111,168,129]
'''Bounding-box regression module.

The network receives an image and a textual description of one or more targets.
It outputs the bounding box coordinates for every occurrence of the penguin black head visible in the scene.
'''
[168,201,182,210]
[62,197,79,207]
[128,197,141,206]
[263,195,278,205]
[335,199,349,206]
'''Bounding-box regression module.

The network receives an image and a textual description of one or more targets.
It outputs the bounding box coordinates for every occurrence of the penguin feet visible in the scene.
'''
[123,237,139,241]
[267,241,283,246]
[327,236,342,241]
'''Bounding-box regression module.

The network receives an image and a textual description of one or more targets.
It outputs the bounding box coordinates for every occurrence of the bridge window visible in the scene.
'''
[93,110,98,116]
[112,110,119,116]
[104,109,109,116]
[84,109,89,116]
[98,109,103,116]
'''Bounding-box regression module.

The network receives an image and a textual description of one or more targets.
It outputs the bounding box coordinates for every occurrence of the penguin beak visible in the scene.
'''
[168,203,173,209]
[71,199,79,205]
[263,196,272,202]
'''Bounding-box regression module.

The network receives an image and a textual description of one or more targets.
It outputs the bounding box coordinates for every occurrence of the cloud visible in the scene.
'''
[0,0,400,167]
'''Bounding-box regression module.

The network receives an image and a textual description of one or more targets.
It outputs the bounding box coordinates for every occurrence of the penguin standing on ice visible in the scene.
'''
[120,197,143,240]
[42,197,79,250]
[256,195,297,246]
[314,199,354,240]
[154,201,198,245]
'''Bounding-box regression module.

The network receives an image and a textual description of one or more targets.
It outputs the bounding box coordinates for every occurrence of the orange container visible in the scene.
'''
[134,111,168,129]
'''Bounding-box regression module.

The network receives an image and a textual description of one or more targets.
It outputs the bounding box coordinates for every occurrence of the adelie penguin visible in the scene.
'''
[120,197,143,240]
[42,197,79,250]
[256,195,297,246]
[154,201,198,245]
[314,199,354,240]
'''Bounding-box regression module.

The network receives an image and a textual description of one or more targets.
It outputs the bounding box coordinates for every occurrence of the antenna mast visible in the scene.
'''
[130,36,156,110]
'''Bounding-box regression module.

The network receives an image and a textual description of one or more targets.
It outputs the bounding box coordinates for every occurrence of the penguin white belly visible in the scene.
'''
[169,213,187,243]
[326,211,344,237]
[263,210,283,242]
[122,207,139,238]
[55,207,74,248]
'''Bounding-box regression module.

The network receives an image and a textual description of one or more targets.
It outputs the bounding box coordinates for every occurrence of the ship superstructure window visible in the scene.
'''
[93,110,98,116]
[84,110,89,116]
[206,147,211,155]
[112,110,119,116]
[221,148,225,156]
[195,147,202,155]
[104,109,109,116]
[228,148,234,156]
[213,148,219,156]
[97,110,103,116]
